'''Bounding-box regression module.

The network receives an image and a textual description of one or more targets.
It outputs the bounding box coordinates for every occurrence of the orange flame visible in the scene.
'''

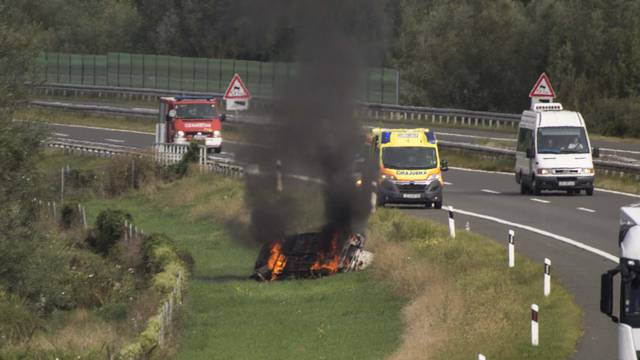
[266,242,287,281]
[310,233,341,274]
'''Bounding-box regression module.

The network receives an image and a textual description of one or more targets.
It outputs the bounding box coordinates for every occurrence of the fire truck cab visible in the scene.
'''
[370,128,448,208]
[156,96,225,154]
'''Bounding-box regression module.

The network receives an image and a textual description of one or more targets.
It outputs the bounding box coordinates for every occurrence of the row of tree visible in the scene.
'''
[8,0,640,136]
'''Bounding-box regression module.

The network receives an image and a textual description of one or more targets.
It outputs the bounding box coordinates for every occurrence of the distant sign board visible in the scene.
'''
[224,74,251,111]
[529,73,556,98]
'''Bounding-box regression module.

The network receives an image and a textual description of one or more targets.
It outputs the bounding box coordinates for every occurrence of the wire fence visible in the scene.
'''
[33,52,400,104]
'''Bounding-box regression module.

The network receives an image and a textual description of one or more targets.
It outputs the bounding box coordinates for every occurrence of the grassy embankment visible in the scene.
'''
[79,166,580,359]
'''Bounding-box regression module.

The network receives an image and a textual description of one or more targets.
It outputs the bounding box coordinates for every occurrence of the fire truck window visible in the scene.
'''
[176,104,217,119]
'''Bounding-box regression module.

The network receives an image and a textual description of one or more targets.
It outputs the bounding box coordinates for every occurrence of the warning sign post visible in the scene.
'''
[224,74,251,111]
[529,73,556,108]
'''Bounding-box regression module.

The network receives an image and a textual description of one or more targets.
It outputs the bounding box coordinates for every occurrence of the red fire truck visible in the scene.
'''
[155,96,226,154]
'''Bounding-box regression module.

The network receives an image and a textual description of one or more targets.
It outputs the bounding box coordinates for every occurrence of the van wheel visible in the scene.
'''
[433,200,442,209]
[214,146,222,154]
[586,188,594,196]
[531,178,541,195]
[520,181,528,195]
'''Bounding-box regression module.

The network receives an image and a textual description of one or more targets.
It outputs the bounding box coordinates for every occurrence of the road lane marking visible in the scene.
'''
[444,181,453,185]
[105,138,125,143]
[450,166,511,175]
[577,207,596,213]
[595,188,640,199]
[437,131,515,142]
[445,207,618,263]
[481,189,501,194]
[52,132,69,137]
[530,198,550,204]
[45,122,154,135]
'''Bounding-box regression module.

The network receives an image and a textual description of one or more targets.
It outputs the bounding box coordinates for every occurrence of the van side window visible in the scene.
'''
[517,128,533,152]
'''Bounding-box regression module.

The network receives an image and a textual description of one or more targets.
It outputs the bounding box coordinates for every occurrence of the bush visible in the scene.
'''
[60,202,81,229]
[176,248,195,274]
[86,209,131,256]
[141,233,177,275]
[18,242,136,312]
[167,142,201,177]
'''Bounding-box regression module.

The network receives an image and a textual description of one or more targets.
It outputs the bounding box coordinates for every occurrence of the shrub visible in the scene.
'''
[60,202,81,229]
[176,248,195,274]
[168,142,201,177]
[18,242,136,312]
[87,209,131,256]
[141,233,177,275]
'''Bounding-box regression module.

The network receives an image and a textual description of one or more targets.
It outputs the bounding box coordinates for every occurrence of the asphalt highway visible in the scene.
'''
[47,122,639,359]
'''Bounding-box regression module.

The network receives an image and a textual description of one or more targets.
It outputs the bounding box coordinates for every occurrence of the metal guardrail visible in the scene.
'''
[46,138,245,176]
[48,135,640,180]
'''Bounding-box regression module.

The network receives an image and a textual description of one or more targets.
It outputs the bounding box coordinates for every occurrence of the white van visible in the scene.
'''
[514,102,599,196]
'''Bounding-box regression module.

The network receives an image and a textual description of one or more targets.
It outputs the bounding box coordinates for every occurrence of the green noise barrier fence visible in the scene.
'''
[34,52,399,104]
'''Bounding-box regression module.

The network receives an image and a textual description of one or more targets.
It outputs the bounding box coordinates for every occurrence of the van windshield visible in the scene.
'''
[537,127,589,154]
[382,147,437,170]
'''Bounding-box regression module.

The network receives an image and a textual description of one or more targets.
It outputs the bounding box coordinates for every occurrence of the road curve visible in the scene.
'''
[47,122,638,359]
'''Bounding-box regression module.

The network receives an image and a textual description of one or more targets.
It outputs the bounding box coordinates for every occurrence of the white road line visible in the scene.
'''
[530,198,550,204]
[595,187,640,199]
[105,138,125,143]
[52,132,69,137]
[445,207,618,263]
[46,122,154,135]
[577,207,597,213]
[450,166,511,175]
[481,189,501,194]
[444,181,453,185]
[437,131,515,142]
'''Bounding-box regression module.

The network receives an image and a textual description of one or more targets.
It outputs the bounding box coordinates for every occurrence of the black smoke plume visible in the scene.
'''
[242,1,388,248]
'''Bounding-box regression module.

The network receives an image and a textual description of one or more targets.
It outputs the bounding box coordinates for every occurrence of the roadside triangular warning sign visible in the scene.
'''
[529,73,556,98]
[224,74,251,100]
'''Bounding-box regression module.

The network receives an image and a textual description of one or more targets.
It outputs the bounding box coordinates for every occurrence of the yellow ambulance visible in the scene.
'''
[370,128,447,208]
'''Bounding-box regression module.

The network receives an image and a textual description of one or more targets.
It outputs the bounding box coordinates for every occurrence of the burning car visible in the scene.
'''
[251,231,374,281]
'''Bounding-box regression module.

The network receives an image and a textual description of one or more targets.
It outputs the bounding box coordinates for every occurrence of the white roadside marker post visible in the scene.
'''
[82,206,87,230]
[508,230,515,268]
[448,206,456,238]
[124,220,129,242]
[478,354,486,360]
[531,304,539,346]
[544,258,551,297]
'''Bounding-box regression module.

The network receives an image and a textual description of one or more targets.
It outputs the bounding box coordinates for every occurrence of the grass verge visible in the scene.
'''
[367,210,582,359]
